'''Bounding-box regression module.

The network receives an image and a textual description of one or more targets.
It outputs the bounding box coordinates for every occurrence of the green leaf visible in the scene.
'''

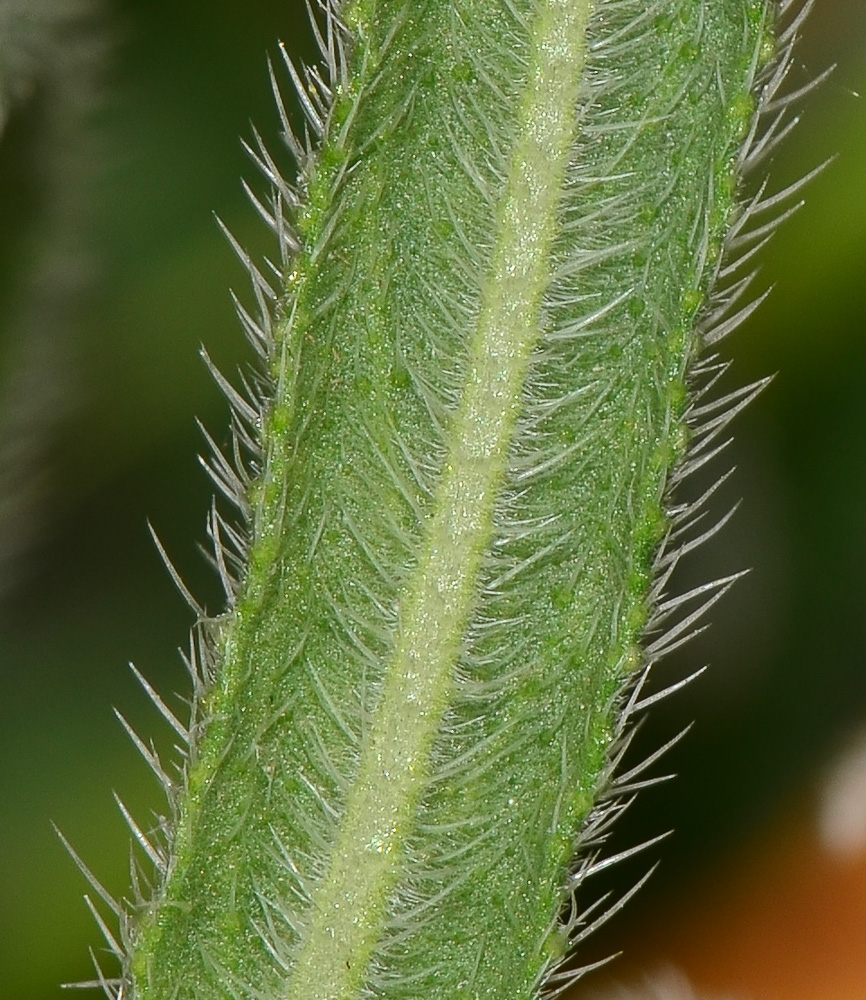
[75,2,810,998]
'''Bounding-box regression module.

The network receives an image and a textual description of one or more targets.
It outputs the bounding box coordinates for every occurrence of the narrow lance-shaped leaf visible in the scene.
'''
[92,1,810,998]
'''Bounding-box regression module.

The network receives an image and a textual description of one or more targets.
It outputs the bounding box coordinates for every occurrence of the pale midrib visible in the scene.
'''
[284,3,592,998]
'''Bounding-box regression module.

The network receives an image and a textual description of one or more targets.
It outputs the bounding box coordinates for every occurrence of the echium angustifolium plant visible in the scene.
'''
[60,1,818,998]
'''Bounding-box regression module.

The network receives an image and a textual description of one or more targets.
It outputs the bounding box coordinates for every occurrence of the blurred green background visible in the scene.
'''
[0,1,864,997]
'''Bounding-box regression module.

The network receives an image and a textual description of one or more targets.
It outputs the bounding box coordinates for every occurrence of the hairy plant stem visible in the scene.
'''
[108,1,801,998]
